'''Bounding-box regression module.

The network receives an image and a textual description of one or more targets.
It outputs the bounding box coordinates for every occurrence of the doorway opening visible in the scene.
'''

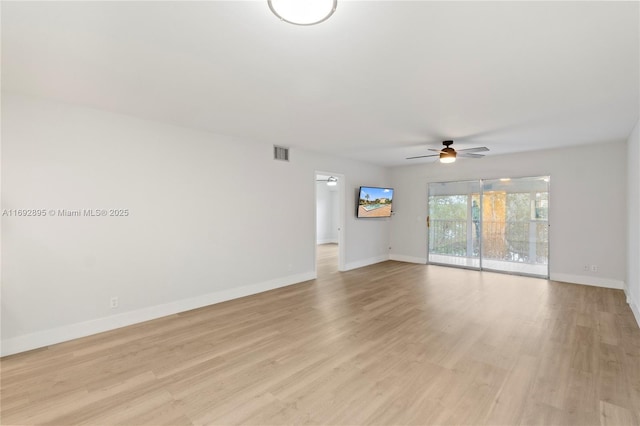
[315,172,345,277]
[428,176,550,278]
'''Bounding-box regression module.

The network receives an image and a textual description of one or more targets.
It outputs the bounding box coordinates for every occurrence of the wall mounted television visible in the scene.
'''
[357,186,394,218]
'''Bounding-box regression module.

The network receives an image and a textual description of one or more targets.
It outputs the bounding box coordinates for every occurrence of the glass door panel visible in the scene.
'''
[428,180,481,269]
[481,177,549,277]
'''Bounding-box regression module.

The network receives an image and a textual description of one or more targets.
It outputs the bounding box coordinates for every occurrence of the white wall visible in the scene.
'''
[315,181,338,244]
[627,119,640,326]
[389,142,628,289]
[331,191,339,242]
[0,93,391,355]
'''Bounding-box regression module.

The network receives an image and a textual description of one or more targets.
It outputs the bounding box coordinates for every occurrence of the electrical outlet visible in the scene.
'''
[110,297,119,309]
[591,265,598,272]
[583,265,589,272]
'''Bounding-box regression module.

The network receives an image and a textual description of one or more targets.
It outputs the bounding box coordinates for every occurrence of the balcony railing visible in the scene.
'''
[429,219,548,264]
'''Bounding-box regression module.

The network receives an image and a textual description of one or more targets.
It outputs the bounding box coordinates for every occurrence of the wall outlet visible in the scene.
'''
[591,265,598,272]
[110,297,119,309]
[583,265,589,272]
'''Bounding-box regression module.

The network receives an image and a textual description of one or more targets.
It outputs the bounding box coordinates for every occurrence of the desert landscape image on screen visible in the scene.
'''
[358,187,393,218]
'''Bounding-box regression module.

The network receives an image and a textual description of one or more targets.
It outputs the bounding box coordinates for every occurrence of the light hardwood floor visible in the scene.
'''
[2,244,639,425]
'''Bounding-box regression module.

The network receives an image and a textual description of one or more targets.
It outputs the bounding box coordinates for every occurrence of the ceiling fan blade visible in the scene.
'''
[428,148,442,152]
[457,146,489,153]
[406,154,439,159]
[459,153,485,158]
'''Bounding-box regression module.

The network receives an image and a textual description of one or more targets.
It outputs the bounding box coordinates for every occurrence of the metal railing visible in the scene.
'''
[429,219,548,264]
[428,219,470,257]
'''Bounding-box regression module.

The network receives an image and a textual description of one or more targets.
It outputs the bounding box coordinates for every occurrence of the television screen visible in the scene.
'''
[357,186,394,218]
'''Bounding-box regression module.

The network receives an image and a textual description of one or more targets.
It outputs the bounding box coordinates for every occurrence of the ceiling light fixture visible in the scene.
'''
[268,0,337,26]
[439,151,456,164]
[327,176,338,186]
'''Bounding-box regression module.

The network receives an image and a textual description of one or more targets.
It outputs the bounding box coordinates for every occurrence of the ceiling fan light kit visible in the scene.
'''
[268,0,338,26]
[440,152,456,163]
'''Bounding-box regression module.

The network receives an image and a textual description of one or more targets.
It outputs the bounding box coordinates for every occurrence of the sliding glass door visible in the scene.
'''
[428,176,549,278]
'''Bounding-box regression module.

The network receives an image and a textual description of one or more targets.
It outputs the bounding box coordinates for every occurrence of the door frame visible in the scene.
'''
[314,171,346,276]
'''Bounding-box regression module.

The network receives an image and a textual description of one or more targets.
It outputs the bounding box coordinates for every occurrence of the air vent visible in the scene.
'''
[273,145,290,161]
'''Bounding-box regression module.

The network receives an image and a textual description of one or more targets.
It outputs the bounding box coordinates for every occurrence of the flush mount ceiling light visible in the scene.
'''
[268,0,338,26]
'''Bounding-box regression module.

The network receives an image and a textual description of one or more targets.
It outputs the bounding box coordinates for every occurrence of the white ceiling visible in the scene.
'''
[2,1,638,166]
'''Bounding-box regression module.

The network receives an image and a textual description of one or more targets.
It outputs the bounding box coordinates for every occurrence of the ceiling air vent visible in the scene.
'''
[273,145,290,162]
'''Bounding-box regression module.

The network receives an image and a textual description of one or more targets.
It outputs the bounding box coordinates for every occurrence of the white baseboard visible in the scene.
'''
[316,238,338,245]
[550,273,625,290]
[625,287,640,329]
[389,254,427,264]
[630,299,640,329]
[0,271,316,357]
[343,255,389,271]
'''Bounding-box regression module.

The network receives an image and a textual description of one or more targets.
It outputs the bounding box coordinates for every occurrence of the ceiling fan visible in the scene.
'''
[316,176,338,186]
[406,140,489,163]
